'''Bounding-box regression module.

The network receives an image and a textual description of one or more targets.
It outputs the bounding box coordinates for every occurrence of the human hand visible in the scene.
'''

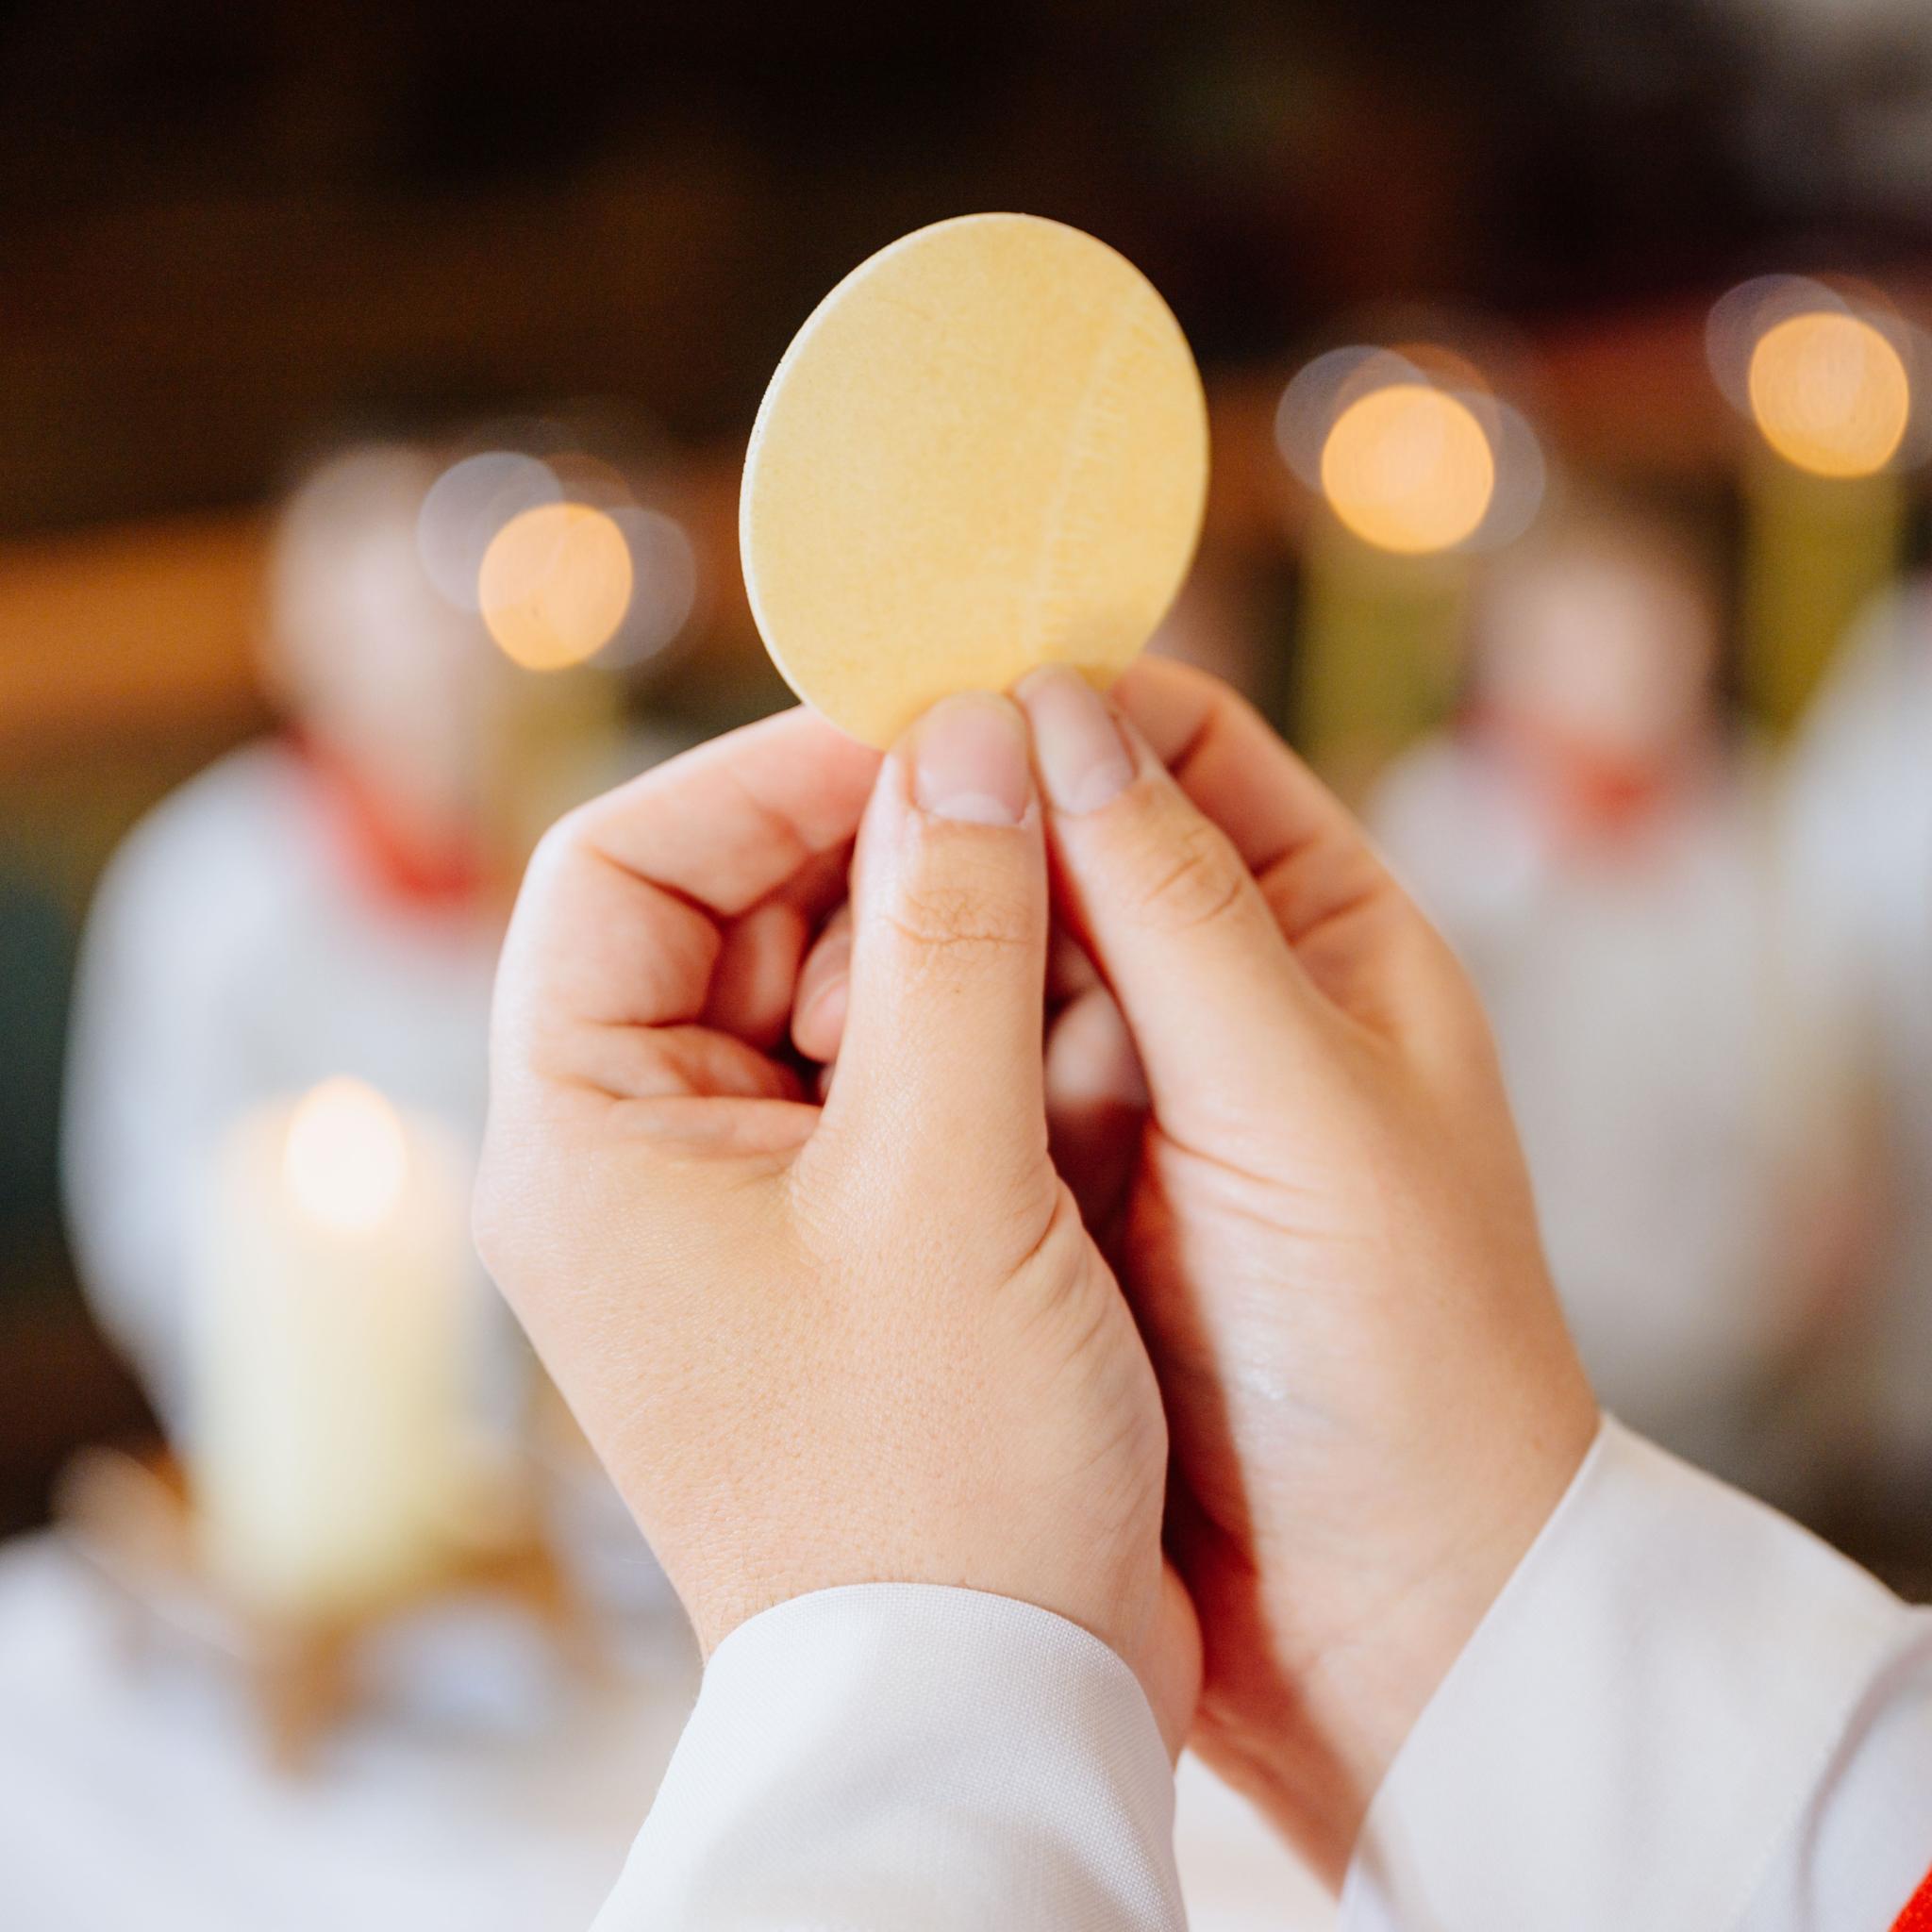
[794,659,1599,1879]
[475,695,1200,1750]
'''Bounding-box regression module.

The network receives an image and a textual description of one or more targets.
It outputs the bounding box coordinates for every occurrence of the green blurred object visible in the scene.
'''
[1292,524,1470,800]
[1740,458,1907,735]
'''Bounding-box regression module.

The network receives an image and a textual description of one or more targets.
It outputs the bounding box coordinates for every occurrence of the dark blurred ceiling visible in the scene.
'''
[1,0,1927,531]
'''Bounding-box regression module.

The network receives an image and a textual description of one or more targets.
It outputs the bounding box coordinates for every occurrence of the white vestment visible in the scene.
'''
[1781,584,1932,1475]
[61,741,504,1436]
[1369,739,1831,1491]
[594,1420,1932,1930]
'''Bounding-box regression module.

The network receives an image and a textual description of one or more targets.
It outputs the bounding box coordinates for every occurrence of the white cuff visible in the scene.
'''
[1341,1417,1928,1932]
[596,1583,1184,1932]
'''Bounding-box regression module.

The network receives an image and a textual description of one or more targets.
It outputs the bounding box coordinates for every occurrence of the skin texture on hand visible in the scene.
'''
[795,660,1602,1883]
[475,693,1200,1754]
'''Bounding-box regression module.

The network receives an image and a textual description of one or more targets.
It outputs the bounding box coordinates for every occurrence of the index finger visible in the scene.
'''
[574,705,883,915]
[1111,657,1392,949]
[500,707,881,1040]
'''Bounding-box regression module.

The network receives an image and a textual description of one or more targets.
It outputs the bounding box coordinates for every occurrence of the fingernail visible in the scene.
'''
[912,693,1031,824]
[794,933,851,1041]
[800,971,848,1043]
[1016,667,1134,815]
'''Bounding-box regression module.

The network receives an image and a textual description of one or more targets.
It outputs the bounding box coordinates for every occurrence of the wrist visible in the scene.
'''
[662,1509,1190,1756]
[1193,1398,1602,1885]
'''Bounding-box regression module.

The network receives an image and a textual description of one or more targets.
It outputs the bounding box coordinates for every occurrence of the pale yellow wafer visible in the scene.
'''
[741,212,1209,747]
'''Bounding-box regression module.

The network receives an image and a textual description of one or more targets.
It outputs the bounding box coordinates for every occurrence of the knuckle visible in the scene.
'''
[511,808,596,921]
[887,891,1033,959]
[887,854,1038,964]
[1124,810,1250,936]
[526,804,591,879]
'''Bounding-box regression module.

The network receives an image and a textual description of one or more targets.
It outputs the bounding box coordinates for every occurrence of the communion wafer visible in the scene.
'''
[741,212,1209,747]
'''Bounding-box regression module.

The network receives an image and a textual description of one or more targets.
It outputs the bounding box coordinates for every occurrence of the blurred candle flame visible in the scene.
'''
[479,502,635,670]
[1318,382,1496,555]
[282,1077,409,1239]
[1746,309,1910,479]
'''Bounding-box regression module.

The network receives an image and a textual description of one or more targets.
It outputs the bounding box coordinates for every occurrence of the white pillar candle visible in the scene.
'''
[189,1077,472,1616]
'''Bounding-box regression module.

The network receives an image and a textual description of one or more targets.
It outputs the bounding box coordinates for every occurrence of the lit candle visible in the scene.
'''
[1708,277,1918,732]
[1276,346,1542,792]
[189,1077,473,1615]
[1740,454,1905,733]
[1295,527,1470,798]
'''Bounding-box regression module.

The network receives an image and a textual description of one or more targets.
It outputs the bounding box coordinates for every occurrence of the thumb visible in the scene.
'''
[1013,667,1316,1138]
[818,692,1054,1219]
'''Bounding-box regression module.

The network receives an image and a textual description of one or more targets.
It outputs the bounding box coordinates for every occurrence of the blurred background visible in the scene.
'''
[6,2,1932,1925]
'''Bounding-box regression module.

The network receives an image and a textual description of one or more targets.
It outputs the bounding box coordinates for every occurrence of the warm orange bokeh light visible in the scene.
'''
[479,503,634,670]
[1747,311,1910,479]
[1319,383,1495,554]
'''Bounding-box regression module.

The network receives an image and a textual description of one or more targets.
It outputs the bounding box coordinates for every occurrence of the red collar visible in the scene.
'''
[1462,707,1702,847]
[291,735,485,911]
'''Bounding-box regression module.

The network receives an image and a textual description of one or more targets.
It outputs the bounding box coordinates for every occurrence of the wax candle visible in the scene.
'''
[1740,452,1906,733]
[1276,346,1542,794]
[1295,525,1470,799]
[1708,277,1917,732]
[189,1077,473,1615]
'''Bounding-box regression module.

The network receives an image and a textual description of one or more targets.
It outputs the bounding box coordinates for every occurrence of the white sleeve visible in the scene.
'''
[594,1583,1187,1931]
[1341,1418,1932,1932]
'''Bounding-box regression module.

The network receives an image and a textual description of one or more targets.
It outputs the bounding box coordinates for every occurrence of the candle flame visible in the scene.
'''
[283,1077,408,1237]
[479,502,634,671]
[1747,310,1910,479]
[1319,383,1496,555]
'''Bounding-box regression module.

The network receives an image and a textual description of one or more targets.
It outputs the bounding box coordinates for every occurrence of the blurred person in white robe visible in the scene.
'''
[63,443,526,1443]
[1368,505,1848,1496]
[1782,579,1932,1511]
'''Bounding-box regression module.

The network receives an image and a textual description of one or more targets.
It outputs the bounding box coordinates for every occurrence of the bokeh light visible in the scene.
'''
[415,452,561,611]
[1318,382,1497,554]
[1707,275,1925,477]
[283,1077,408,1239]
[1746,310,1910,479]
[604,507,699,666]
[478,502,635,670]
[1277,341,1542,554]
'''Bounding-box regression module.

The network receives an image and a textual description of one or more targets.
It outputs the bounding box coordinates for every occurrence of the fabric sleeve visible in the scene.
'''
[1341,1417,1932,1932]
[593,1582,1187,1932]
